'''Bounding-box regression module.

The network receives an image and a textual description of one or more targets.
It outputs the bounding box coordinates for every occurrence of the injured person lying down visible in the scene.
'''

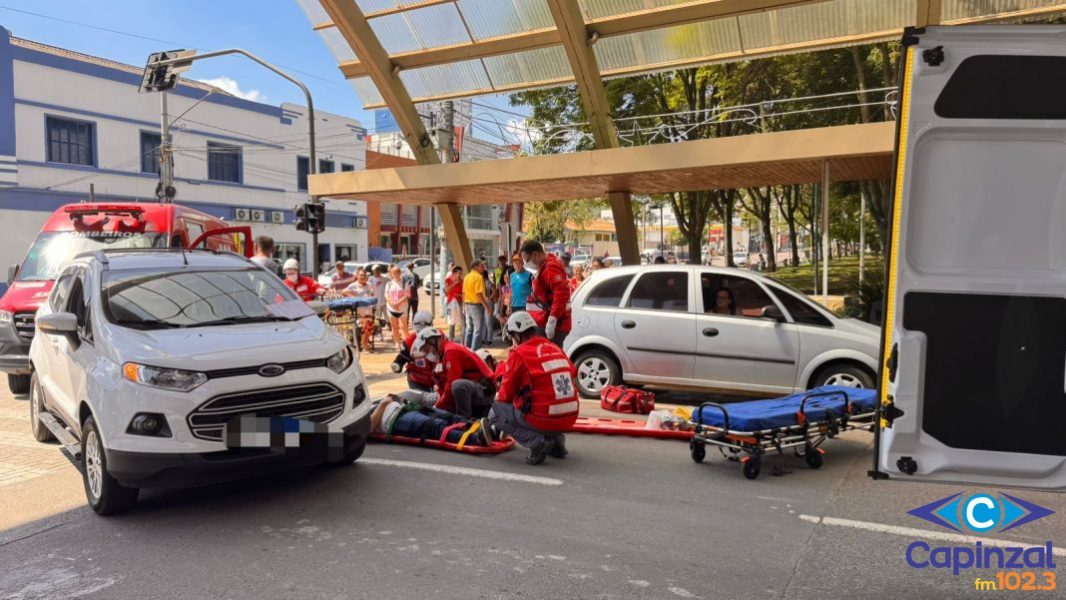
[371,390,497,447]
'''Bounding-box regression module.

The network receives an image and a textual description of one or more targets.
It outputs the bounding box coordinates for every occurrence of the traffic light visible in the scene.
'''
[294,202,326,234]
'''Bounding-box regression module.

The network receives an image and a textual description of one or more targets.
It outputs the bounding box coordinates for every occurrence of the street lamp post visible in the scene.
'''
[143,49,321,275]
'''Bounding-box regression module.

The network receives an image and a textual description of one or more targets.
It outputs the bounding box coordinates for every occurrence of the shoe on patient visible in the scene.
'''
[527,437,555,465]
[475,419,493,447]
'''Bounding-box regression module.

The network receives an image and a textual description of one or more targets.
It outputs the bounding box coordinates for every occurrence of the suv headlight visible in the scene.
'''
[326,347,353,374]
[0,310,12,326]
[123,363,208,392]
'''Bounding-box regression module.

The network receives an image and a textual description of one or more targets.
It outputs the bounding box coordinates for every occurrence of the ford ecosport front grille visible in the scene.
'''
[187,383,345,441]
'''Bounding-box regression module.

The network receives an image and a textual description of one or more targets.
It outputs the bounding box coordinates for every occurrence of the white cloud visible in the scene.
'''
[196,76,265,102]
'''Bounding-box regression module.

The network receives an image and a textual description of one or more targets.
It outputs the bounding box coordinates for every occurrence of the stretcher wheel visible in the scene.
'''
[690,443,706,463]
[742,459,761,480]
[805,450,823,470]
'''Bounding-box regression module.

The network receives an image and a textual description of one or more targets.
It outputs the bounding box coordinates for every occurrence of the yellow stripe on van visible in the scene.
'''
[879,45,916,425]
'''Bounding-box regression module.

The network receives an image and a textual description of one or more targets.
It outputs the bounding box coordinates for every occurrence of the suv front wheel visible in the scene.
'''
[29,372,54,442]
[573,349,620,399]
[81,416,138,515]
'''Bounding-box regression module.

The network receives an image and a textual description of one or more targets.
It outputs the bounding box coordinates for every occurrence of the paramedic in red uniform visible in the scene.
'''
[519,240,572,346]
[411,327,496,418]
[490,311,580,465]
[282,258,325,302]
[391,311,438,392]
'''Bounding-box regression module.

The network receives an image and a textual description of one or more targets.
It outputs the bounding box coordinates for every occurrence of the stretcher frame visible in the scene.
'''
[688,390,875,479]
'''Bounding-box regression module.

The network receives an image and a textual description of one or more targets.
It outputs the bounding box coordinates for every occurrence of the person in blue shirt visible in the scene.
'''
[508,254,534,317]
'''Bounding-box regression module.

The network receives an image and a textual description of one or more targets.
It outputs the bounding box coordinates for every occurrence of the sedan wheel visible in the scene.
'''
[823,372,864,388]
[574,350,620,398]
[813,364,875,390]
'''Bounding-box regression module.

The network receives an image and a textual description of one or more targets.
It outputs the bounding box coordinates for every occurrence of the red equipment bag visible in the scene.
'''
[600,385,655,415]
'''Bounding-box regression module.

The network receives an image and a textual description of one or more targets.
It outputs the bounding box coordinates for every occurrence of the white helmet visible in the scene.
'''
[475,348,494,365]
[505,311,537,335]
[411,326,443,355]
[282,258,300,272]
[412,310,434,331]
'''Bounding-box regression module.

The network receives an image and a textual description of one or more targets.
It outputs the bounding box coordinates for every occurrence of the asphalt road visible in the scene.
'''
[1,379,1064,599]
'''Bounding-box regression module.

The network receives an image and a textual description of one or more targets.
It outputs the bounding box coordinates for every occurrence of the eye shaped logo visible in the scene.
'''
[909,493,1054,534]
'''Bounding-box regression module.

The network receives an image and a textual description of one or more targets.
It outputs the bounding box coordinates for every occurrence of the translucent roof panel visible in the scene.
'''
[483,46,572,88]
[350,76,384,107]
[739,0,911,49]
[578,0,691,20]
[401,59,492,100]
[356,0,432,14]
[318,26,359,62]
[370,3,473,54]
[943,0,1066,21]
[456,0,554,40]
[295,0,329,23]
[594,18,742,74]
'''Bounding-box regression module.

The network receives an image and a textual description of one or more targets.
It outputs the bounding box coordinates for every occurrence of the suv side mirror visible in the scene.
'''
[306,300,328,317]
[760,305,786,323]
[7,264,17,284]
[38,312,78,335]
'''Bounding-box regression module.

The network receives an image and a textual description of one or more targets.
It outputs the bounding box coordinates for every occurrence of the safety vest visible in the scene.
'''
[511,337,580,431]
[403,332,437,388]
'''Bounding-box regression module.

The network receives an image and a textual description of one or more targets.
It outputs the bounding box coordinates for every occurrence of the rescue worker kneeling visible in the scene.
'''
[391,310,438,392]
[411,327,497,418]
[371,390,493,447]
[490,311,580,465]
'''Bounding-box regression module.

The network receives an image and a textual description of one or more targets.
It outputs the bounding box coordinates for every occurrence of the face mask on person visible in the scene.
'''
[524,261,536,271]
[285,271,298,282]
[425,351,439,362]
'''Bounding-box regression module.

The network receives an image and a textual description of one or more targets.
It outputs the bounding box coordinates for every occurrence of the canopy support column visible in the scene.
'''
[437,203,474,270]
[821,160,830,306]
[608,192,640,265]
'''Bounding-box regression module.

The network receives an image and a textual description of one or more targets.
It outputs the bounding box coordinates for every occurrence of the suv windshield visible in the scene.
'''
[19,231,165,282]
[102,268,304,329]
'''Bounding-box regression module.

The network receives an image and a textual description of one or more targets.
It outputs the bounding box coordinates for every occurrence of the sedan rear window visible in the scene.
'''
[627,272,688,312]
[584,275,633,307]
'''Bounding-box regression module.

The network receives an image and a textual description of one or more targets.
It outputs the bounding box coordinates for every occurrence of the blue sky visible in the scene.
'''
[0,0,524,133]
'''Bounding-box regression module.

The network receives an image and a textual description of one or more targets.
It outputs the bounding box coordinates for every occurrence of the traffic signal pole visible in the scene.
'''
[145,48,319,275]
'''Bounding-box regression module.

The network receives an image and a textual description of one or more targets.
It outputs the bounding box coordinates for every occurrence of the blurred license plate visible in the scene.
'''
[224,415,327,449]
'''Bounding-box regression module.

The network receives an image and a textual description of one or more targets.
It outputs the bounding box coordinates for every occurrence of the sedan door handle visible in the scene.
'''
[621,320,636,329]
[702,327,719,337]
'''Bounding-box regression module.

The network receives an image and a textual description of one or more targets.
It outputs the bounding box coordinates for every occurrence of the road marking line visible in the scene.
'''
[360,458,564,486]
[799,514,1066,557]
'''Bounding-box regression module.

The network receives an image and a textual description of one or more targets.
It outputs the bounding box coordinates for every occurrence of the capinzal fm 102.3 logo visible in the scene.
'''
[905,492,1057,590]
[909,492,1054,534]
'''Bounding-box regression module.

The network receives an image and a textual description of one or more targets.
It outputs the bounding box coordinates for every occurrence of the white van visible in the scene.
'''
[876,25,1066,490]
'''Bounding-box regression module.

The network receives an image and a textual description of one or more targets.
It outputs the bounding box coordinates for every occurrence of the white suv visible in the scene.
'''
[28,250,372,514]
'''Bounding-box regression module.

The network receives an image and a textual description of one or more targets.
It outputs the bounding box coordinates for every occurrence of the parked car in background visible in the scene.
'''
[317,261,391,287]
[396,256,432,279]
[0,202,251,396]
[29,250,371,514]
[733,249,749,267]
[563,265,879,398]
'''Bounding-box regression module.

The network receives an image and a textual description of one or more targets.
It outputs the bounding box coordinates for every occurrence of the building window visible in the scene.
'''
[140,131,161,174]
[335,244,357,262]
[341,163,354,172]
[46,116,95,166]
[207,142,241,183]
[297,156,309,191]
[319,159,335,174]
[275,243,306,271]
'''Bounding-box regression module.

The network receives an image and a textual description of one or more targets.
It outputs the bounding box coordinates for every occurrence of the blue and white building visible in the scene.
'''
[0,26,369,271]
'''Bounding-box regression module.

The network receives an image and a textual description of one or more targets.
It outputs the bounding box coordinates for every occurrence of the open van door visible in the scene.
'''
[189,226,253,257]
[876,25,1066,490]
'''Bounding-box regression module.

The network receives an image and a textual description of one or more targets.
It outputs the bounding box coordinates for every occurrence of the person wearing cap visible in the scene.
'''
[282,259,325,302]
[519,240,572,346]
[412,327,496,418]
[462,260,491,350]
[489,311,580,465]
[391,310,439,392]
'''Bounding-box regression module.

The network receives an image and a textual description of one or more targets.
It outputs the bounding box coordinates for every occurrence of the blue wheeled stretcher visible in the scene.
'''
[688,386,878,479]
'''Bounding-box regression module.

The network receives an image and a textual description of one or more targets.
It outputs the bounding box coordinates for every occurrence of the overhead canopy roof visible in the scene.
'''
[299,0,1066,108]
[310,121,894,204]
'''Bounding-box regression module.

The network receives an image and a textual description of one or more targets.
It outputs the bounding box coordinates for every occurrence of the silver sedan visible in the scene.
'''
[563,265,880,398]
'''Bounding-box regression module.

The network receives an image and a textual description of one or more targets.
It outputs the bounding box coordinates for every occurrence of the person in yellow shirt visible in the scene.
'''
[462,260,491,349]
